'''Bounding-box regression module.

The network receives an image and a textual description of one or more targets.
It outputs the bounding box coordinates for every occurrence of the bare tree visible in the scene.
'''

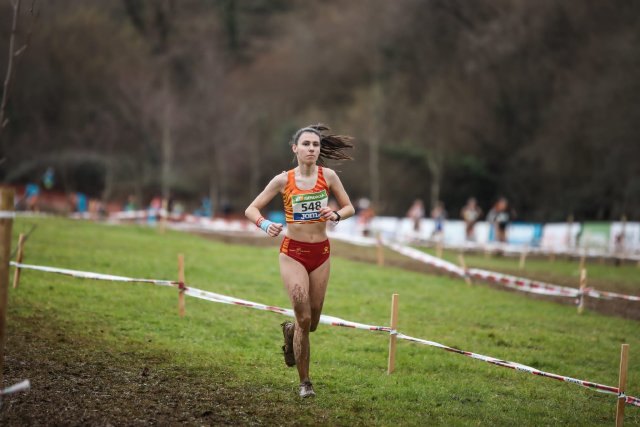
[0,0,37,147]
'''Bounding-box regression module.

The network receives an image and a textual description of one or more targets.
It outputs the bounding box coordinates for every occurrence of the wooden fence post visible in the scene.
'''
[178,254,186,317]
[159,199,168,234]
[0,187,15,390]
[12,233,24,289]
[458,253,472,286]
[519,248,527,270]
[577,268,587,314]
[615,344,629,427]
[387,293,399,375]
[376,233,384,267]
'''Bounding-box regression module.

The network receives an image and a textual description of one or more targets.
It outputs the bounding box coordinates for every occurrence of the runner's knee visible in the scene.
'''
[296,313,311,331]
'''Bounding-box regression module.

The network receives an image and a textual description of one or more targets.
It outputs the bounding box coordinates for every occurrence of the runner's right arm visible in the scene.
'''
[245,173,286,237]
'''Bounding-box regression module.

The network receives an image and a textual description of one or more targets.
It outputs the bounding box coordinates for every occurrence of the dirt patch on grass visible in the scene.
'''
[0,313,329,426]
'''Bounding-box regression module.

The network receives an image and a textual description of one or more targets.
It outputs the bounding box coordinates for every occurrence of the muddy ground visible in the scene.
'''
[0,231,637,426]
[0,312,328,426]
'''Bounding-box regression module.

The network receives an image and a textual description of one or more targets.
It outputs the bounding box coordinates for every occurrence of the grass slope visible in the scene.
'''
[2,217,639,425]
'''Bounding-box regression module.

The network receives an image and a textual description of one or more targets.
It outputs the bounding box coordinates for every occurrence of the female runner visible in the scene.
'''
[245,124,355,398]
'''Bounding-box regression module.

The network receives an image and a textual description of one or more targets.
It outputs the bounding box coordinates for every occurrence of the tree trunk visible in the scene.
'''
[161,74,173,201]
[101,160,114,204]
[248,128,260,201]
[369,72,382,208]
[209,172,218,218]
[0,0,21,168]
[427,153,442,209]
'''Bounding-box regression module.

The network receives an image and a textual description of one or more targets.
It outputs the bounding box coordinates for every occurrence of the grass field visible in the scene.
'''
[2,217,639,425]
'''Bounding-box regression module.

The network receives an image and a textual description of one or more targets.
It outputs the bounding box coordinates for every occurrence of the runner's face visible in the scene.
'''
[293,132,321,165]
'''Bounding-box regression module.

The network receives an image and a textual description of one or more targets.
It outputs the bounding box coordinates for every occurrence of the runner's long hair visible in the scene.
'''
[291,124,354,166]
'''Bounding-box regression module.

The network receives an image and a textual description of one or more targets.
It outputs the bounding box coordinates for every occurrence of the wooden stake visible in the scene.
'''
[0,187,15,390]
[387,293,399,375]
[12,233,24,289]
[579,254,586,272]
[519,249,527,270]
[376,233,384,267]
[436,240,443,259]
[458,253,472,286]
[566,214,574,249]
[160,199,168,234]
[178,254,185,317]
[615,344,629,427]
[549,251,556,263]
[577,268,587,314]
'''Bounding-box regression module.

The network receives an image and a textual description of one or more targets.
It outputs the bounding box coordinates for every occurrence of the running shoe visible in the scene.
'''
[299,380,316,398]
[281,321,296,367]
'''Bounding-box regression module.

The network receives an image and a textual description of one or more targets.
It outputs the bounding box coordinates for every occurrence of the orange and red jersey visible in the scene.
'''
[282,167,330,224]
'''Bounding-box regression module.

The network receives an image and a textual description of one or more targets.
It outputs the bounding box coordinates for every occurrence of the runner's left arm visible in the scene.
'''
[320,168,355,221]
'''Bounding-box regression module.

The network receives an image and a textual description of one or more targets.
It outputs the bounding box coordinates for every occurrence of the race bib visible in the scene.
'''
[292,190,328,221]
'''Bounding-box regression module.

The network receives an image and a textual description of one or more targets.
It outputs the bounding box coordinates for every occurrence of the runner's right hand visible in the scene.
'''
[267,222,283,237]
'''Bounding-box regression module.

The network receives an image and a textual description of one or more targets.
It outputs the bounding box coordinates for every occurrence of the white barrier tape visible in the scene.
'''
[10,260,640,408]
[394,333,627,398]
[587,289,640,302]
[328,235,640,303]
[0,211,16,219]
[384,242,466,277]
[468,268,579,298]
[10,262,177,287]
[627,395,640,408]
[183,287,391,332]
[467,267,640,302]
[11,261,391,334]
[1,379,30,396]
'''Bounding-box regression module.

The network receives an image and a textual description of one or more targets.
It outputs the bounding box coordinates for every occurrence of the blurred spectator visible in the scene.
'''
[194,196,213,217]
[172,200,185,216]
[221,198,233,218]
[487,197,516,243]
[25,183,40,211]
[430,200,447,239]
[42,167,55,190]
[148,196,162,224]
[460,197,482,241]
[124,194,137,212]
[406,199,425,232]
[356,197,375,237]
[75,192,88,214]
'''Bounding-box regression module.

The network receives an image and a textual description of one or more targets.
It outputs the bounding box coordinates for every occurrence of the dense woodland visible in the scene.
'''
[1,0,639,220]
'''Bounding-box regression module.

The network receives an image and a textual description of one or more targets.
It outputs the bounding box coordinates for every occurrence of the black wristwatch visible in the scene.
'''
[332,210,341,223]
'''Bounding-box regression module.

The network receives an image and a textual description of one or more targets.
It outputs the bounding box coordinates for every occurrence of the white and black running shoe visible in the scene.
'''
[299,380,316,398]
